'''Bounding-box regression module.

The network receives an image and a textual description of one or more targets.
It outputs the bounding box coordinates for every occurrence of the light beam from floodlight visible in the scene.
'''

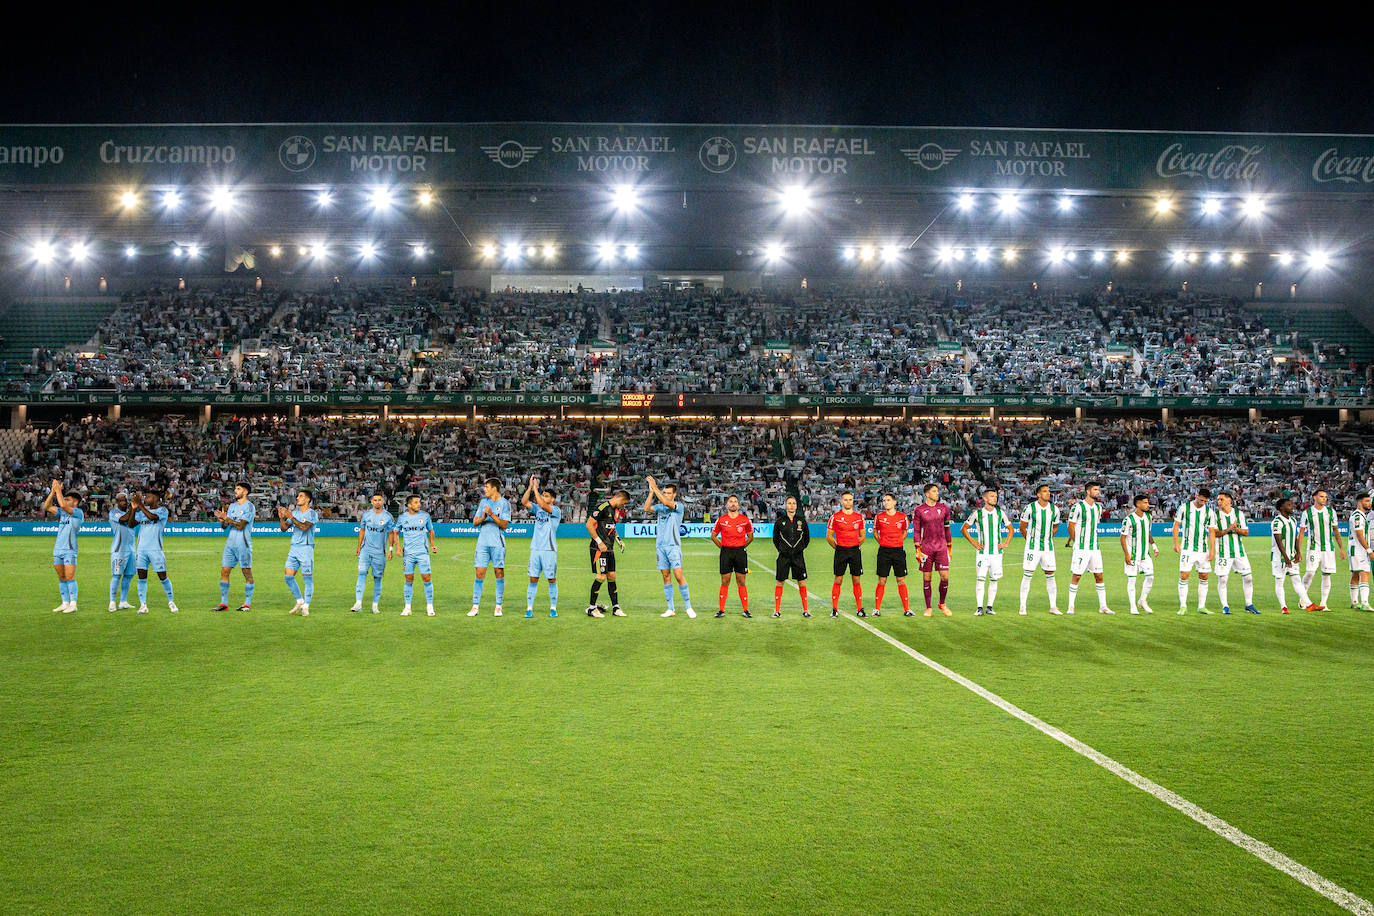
[613,185,639,213]
[779,185,810,215]
[369,186,393,210]
[1155,197,1173,214]
[1308,250,1331,270]
[996,192,1019,215]
[209,187,234,211]
[71,242,89,261]
[842,247,856,261]
[120,191,138,210]
[1201,197,1221,216]
[316,190,333,207]
[974,246,991,263]
[543,244,556,259]
[598,242,616,261]
[1241,196,1265,219]
[624,244,640,260]
[361,243,378,259]
[481,244,496,259]
[162,190,181,210]
[956,193,975,212]
[765,243,784,261]
[125,245,137,258]
[187,244,200,258]
[1230,251,1245,266]
[33,241,54,264]
[859,246,875,262]
[504,243,521,261]
[1057,196,1074,213]
[1276,251,1293,267]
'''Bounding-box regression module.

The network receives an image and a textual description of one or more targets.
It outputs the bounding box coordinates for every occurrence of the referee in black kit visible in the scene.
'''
[772,495,812,617]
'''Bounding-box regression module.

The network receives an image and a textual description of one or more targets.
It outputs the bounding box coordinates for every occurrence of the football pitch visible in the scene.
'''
[3,535,1372,915]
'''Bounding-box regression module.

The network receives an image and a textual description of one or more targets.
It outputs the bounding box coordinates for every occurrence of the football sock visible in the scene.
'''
[547,582,558,609]
[678,584,690,607]
[1140,576,1153,601]
[528,582,538,609]
[58,580,70,603]
[923,580,932,609]
[137,578,148,604]
[852,582,863,611]
[1302,568,1316,591]
[874,582,886,610]
[355,571,367,602]
[285,576,302,601]
[120,573,134,602]
[718,584,728,612]
[1240,575,1252,605]
[1275,577,1288,607]
[664,583,675,610]
[495,577,506,605]
[986,579,998,608]
[109,574,120,602]
[1067,583,1078,611]
[1096,582,1107,609]
[369,577,380,604]
[1320,575,1331,607]
[798,584,809,612]
[1046,576,1057,607]
[606,581,619,606]
[245,582,255,604]
[160,578,174,601]
[589,579,602,606]
[1216,572,1229,607]
[423,580,433,604]
[404,580,414,604]
[68,580,77,603]
[774,583,784,613]
[831,581,841,609]
[974,578,985,610]
[898,582,910,612]
[1291,573,1313,606]
[938,579,949,604]
[1020,572,1032,610]
[1126,577,1137,608]
[473,578,486,606]
[1351,583,1360,605]
[738,585,749,611]
[302,576,312,604]
[1197,581,1209,610]
[1177,578,1189,607]
[1359,583,1368,605]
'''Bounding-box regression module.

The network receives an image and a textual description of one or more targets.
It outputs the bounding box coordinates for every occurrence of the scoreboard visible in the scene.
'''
[618,394,703,408]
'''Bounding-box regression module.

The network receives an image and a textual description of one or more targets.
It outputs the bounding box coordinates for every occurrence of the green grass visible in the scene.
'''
[2,535,1372,914]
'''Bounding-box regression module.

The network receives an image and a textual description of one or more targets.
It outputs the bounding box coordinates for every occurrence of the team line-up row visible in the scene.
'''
[39,476,1374,619]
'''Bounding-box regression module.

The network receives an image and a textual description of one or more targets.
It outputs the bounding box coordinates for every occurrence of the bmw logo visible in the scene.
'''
[278,136,317,172]
[699,136,738,173]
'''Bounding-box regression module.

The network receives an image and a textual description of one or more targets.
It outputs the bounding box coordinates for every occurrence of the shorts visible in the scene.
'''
[1179,550,1212,574]
[1070,549,1104,576]
[919,548,950,574]
[720,547,749,576]
[111,551,135,576]
[52,550,78,567]
[475,544,506,570]
[833,546,863,577]
[1215,557,1251,576]
[975,555,1005,580]
[357,549,387,576]
[404,554,432,576]
[876,546,908,578]
[528,549,558,579]
[775,554,807,582]
[285,546,314,576]
[136,548,167,574]
[1023,549,1056,573]
[656,545,683,571]
[1305,549,1337,575]
[591,544,616,576]
[1123,555,1155,577]
[221,543,253,570]
[1351,547,1371,573]
[1271,555,1300,579]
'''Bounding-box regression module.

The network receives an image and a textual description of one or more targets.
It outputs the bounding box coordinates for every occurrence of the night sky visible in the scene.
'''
[2,6,1370,132]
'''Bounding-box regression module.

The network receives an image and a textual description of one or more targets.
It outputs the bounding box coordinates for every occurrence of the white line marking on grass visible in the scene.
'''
[749,558,1374,916]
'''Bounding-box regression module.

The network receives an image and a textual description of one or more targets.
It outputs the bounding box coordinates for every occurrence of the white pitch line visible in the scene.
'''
[748,558,1374,916]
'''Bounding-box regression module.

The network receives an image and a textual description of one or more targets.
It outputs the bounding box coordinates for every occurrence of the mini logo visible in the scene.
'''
[278,136,316,172]
[481,140,540,168]
[902,143,960,171]
[699,136,738,173]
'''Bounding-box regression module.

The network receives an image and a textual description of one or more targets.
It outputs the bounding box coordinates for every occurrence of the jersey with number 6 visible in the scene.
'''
[1350,509,1372,555]
[1301,505,1338,552]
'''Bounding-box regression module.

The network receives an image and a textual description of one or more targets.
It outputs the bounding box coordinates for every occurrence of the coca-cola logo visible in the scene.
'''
[1311,148,1374,184]
[1156,143,1263,181]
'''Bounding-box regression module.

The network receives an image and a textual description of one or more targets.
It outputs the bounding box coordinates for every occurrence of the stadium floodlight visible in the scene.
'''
[1063,249,1076,262]
[525,245,537,258]
[125,245,137,258]
[360,243,378,260]
[172,246,185,258]
[503,243,521,261]
[413,244,428,259]
[1208,251,1223,265]
[162,189,181,210]
[119,191,138,210]
[309,244,325,260]
[764,243,784,261]
[542,244,556,259]
[1186,251,1198,264]
[481,244,496,259]
[316,190,333,207]
[859,246,875,262]
[32,241,55,264]
[883,245,901,262]
[624,244,640,260]
[1230,251,1245,266]
[1308,250,1331,270]
[1091,250,1105,264]
[613,184,639,213]
[842,247,856,261]
[956,192,975,212]
[369,186,393,210]
[1115,250,1130,263]
[779,185,810,216]
[937,245,954,263]
[1057,195,1074,213]
[187,244,201,259]
[298,245,310,257]
[996,192,1019,215]
[1201,197,1222,216]
[418,190,434,207]
[1276,251,1294,267]
[598,242,617,261]
[974,246,991,264]
[1169,250,1186,265]
[209,186,235,211]
[1241,196,1265,219]
[1050,246,1068,263]
[1155,197,1173,214]
[270,246,282,258]
[1002,247,1017,263]
[70,242,88,261]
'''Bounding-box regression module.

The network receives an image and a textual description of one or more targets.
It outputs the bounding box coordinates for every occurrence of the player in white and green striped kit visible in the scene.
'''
[1066,481,1112,614]
[1173,487,1217,614]
[1119,495,1158,614]
[961,487,1013,616]
[1209,491,1258,614]
[1018,484,1061,615]
[1347,492,1373,610]
[1272,498,1319,613]
[1298,489,1343,610]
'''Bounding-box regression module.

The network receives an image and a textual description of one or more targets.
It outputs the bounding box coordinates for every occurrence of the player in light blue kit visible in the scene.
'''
[107,491,137,612]
[645,476,695,618]
[44,479,84,613]
[213,481,256,612]
[280,489,319,616]
[469,477,511,617]
[352,492,397,614]
[130,487,177,614]
[397,494,437,616]
[520,474,561,618]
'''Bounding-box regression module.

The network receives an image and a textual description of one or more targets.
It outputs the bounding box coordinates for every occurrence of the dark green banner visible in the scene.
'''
[3,124,1374,193]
